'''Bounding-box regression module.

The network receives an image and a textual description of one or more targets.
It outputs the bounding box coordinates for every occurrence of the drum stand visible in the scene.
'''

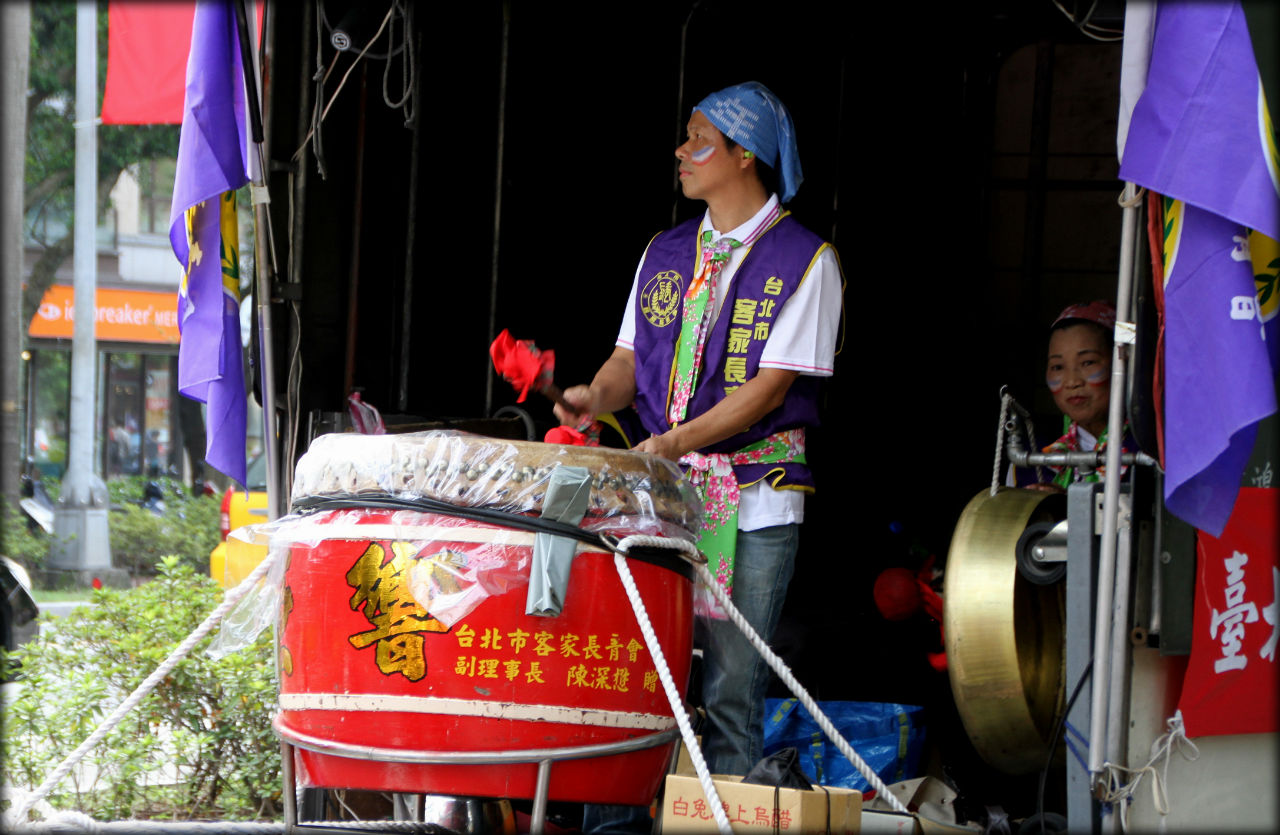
[280,725,681,834]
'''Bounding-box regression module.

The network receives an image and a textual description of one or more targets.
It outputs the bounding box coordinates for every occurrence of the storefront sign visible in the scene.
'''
[29,285,179,345]
[1177,487,1279,737]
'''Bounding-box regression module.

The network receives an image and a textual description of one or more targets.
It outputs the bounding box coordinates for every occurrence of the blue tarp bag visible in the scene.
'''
[762,698,926,793]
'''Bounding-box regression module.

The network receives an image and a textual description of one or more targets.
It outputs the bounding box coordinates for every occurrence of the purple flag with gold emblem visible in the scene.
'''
[1120,1,1280,536]
[169,0,251,486]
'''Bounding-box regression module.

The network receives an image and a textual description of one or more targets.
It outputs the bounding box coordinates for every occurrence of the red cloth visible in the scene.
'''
[101,1,264,125]
[489,329,555,403]
[544,426,589,446]
[1177,487,1279,737]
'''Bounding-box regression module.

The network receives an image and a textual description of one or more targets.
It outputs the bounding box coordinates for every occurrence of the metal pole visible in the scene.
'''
[237,0,285,522]
[1104,494,1134,769]
[341,65,368,401]
[0,1,31,526]
[1087,182,1140,799]
[530,759,552,835]
[396,28,421,414]
[484,0,511,419]
[51,0,112,573]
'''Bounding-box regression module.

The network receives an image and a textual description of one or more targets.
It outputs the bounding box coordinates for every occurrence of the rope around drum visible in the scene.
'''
[610,534,912,818]
[7,530,909,829]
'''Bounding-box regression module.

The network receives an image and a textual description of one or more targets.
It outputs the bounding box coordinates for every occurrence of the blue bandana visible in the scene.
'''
[694,81,803,204]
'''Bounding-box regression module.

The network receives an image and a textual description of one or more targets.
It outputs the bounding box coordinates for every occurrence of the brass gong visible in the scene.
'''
[943,487,1066,774]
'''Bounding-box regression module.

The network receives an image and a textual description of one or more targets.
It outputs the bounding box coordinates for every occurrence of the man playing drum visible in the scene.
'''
[556,80,843,829]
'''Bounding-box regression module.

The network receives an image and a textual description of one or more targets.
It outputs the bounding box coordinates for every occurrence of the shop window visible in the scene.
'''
[105,353,143,478]
[28,349,70,479]
[144,355,175,476]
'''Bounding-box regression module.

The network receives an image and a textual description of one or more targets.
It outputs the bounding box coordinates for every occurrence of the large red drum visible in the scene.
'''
[274,432,700,805]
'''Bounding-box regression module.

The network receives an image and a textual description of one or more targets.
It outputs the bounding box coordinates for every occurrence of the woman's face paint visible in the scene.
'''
[1046,323,1112,436]
[690,144,716,165]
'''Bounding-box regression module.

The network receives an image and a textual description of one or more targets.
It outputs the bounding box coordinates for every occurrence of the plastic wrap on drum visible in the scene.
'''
[290,430,702,532]
[209,506,698,656]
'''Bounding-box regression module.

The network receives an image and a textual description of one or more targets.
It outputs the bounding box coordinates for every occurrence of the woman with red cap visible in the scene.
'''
[1013,300,1138,489]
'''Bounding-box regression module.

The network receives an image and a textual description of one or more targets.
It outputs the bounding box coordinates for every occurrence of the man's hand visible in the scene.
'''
[554,385,597,428]
[634,430,686,461]
[552,347,638,427]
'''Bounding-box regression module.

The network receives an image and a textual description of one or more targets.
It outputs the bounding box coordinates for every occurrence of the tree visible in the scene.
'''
[22,2,180,328]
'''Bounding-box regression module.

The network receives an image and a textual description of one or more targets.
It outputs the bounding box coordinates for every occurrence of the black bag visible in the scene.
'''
[742,746,814,790]
[742,748,836,834]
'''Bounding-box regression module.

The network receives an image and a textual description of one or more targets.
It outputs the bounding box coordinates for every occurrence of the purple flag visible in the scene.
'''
[1162,201,1277,535]
[1119,1,1279,535]
[1119,2,1280,239]
[169,0,251,486]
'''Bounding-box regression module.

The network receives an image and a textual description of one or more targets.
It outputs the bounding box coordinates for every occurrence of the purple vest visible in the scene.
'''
[631,213,830,490]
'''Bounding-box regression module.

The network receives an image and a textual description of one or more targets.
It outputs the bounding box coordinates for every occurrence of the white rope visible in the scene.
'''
[4,550,283,828]
[612,535,911,816]
[1097,710,1200,833]
[612,548,732,835]
[42,809,103,832]
[992,390,1012,496]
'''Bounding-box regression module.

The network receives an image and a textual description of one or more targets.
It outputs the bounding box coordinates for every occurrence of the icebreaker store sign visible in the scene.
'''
[1177,487,1279,736]
[29,285,180,345]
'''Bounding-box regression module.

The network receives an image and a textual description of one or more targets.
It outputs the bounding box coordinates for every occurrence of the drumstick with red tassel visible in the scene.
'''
[489,329,600,445]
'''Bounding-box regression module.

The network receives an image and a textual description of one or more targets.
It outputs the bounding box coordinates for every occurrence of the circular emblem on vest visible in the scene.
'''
[641,270,682,328]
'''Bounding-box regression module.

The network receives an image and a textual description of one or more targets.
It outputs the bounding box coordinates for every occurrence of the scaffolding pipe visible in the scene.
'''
[238,0,285,523]
[1088,182,1141,805]
[483,1,511,418]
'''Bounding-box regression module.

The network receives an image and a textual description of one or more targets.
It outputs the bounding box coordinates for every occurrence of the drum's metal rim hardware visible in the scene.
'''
[274,715,680,765]
[291,495,699,580]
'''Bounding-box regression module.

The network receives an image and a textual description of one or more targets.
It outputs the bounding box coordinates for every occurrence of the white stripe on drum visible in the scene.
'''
[278,692,676,731]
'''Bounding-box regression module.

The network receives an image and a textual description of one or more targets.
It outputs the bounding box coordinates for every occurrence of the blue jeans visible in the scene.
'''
[582,524,800,834]
[698,523,799,775]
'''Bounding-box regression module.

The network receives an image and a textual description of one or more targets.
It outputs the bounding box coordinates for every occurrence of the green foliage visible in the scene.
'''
[2,477,221,578]
[1,557,281,822]
[107,479,221,577]
[1,500,50,568]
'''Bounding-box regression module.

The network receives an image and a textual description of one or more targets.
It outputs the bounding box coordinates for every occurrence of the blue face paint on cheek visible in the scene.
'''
[1087,367,1109,387]
[1046,373,1064,393]
[691,145,715,166]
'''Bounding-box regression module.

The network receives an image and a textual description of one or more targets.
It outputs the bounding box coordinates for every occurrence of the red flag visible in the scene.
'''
[101,1,263,125]
[101,2,194,125]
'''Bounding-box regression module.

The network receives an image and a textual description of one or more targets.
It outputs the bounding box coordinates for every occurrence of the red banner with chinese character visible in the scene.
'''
[1177,487,1279,737]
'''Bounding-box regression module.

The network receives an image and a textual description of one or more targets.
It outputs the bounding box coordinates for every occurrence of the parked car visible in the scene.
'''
[209,454,270,589]
[2,555,40,660]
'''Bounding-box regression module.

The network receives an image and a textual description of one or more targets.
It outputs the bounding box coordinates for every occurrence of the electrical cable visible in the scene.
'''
[294,2,396,169]
[1049,0,1124,42]
[1037,656,1094,832]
